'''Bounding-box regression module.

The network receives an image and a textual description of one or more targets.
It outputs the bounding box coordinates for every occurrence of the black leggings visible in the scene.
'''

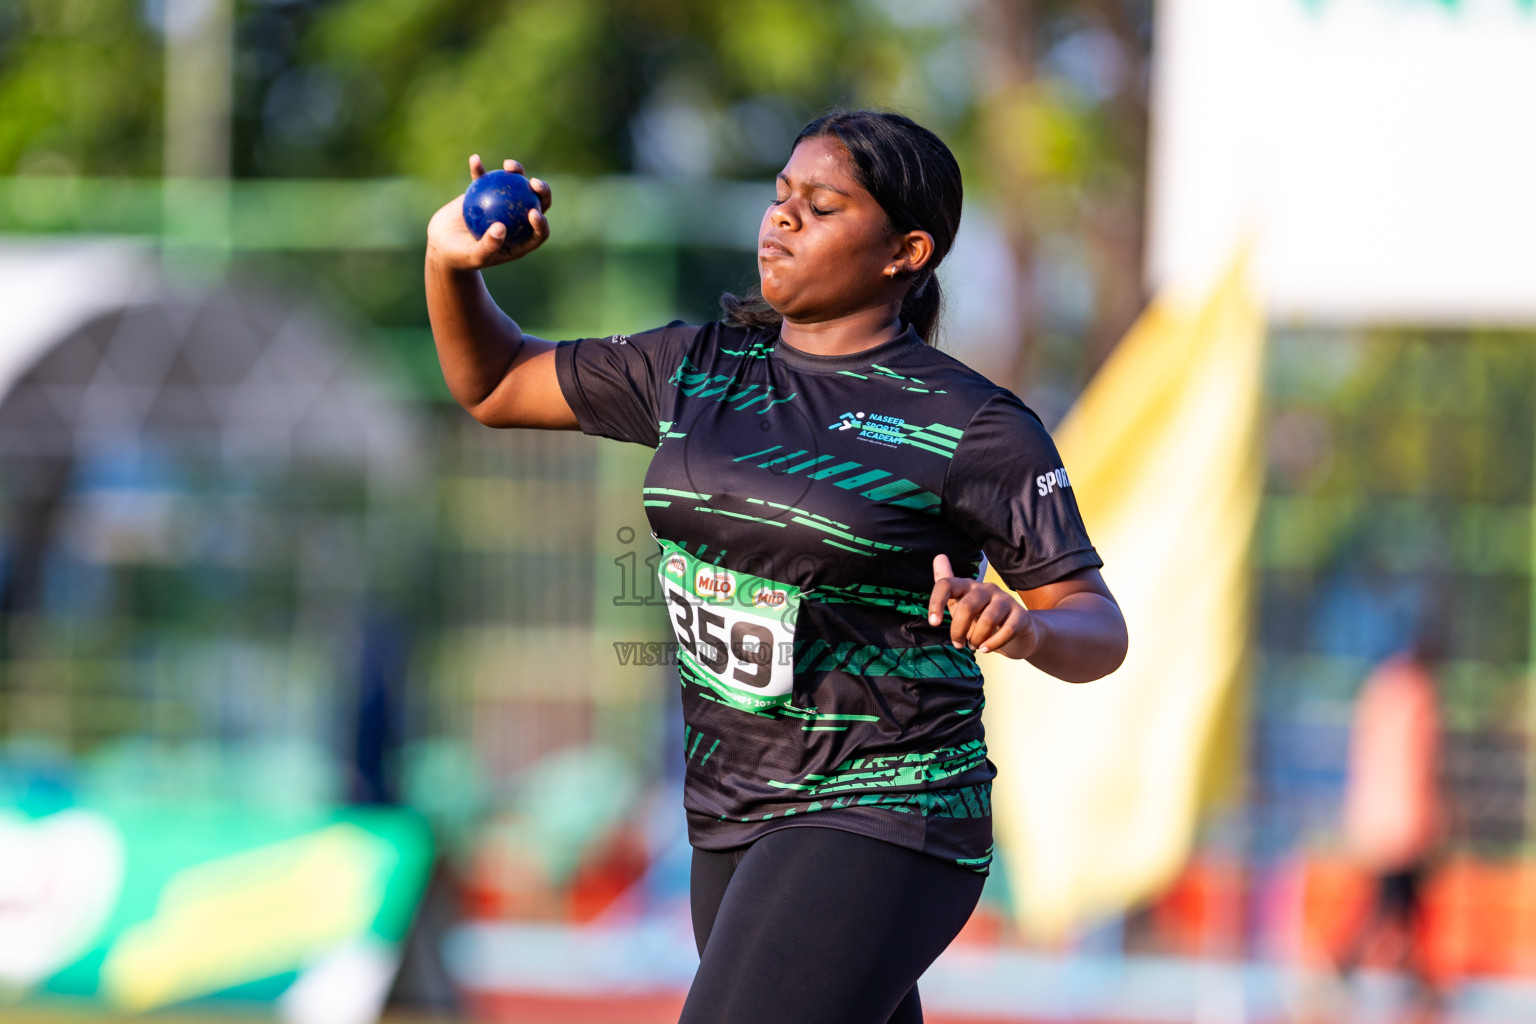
[680,826,986,1024]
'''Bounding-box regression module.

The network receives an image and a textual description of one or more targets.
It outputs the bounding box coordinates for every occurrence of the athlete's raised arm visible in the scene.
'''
[425,155,577,429]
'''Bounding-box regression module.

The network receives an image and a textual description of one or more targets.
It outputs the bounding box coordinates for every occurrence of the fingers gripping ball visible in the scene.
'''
[463,170,540,247]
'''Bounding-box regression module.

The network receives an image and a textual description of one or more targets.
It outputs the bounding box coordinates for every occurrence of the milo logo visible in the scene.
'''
[664,554,687,578]
[695,569,736,601]
[751,588,787,608]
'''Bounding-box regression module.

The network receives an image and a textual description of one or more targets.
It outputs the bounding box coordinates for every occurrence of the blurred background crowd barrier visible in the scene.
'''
[1,1,1535,1022]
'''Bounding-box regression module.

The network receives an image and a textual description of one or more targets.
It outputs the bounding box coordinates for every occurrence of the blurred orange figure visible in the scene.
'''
[1337,646,1444,1001]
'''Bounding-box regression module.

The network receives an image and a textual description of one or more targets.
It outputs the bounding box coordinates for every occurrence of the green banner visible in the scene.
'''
[0,803,432,1021]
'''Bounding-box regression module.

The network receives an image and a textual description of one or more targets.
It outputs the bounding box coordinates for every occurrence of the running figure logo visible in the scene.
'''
[829,410,908,448]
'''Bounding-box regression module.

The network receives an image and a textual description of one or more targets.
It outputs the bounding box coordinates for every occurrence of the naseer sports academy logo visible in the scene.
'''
[828,410,906,447]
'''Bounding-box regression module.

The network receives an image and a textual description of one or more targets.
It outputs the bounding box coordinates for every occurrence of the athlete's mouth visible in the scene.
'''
[759,237,792,258]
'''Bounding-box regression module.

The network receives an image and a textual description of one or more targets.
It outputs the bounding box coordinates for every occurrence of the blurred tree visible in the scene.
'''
[0,0,162,175]
[271,0,970,184]
[0,0,1154,393]
[975,0,1152,388]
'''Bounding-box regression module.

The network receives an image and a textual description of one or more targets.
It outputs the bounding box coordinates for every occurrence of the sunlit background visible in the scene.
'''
[3,0,1536,1022]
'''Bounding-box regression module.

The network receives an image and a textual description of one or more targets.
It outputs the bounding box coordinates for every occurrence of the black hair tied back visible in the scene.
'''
[722,109,964,345]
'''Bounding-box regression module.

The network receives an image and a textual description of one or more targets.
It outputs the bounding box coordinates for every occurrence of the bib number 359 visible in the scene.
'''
[656,541,798,710]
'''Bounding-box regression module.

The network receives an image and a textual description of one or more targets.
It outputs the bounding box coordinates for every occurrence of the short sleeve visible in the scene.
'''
[554,322,699,448]
[943,392,1103,592]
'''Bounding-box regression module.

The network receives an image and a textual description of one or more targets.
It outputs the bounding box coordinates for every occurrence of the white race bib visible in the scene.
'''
[656,540,800,711]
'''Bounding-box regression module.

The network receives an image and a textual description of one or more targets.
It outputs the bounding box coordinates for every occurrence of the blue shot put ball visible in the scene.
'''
[462,170,540,247]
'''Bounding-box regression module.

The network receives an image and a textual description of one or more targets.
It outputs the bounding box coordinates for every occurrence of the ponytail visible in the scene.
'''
[899,272,942,344]
[720,288,783,332]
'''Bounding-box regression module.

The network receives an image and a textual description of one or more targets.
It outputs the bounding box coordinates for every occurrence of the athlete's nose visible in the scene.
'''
[771,199,797,230]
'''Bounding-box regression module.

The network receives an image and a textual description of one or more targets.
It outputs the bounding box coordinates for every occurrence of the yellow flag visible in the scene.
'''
[981,255,1263,939]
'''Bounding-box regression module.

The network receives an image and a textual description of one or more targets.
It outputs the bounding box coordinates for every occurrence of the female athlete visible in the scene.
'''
[426,110,1129,1024]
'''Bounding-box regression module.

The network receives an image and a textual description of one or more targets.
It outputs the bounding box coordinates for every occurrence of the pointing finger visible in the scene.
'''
[928,584,951,627]
[929,553,957,627]
[469,154,486,179]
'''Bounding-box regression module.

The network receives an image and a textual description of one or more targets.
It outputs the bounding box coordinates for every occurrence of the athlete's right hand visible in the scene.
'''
[425,155,552,272]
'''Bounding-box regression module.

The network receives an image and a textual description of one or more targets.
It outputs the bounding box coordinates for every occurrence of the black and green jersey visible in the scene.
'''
[555,321,1100,872]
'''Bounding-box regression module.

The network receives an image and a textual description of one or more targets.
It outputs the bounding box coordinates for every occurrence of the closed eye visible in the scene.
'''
[767,195,832,216]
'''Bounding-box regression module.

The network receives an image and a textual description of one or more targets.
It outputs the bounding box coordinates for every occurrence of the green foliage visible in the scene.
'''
[710,0,849,98]
[0,0,1000,181]
[387,0,619,180]
[0,0,162,174]
[0,0,1153,398]
[1260,328,1536,678]
[288,0,973,181]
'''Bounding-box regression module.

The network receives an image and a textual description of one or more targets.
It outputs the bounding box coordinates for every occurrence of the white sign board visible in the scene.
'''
[1149,0,1536,322]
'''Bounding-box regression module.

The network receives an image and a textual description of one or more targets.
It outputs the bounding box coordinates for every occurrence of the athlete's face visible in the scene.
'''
[757,137,930,323]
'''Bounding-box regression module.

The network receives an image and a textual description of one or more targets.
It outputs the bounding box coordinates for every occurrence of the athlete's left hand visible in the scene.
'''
[928,554,1039,656]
